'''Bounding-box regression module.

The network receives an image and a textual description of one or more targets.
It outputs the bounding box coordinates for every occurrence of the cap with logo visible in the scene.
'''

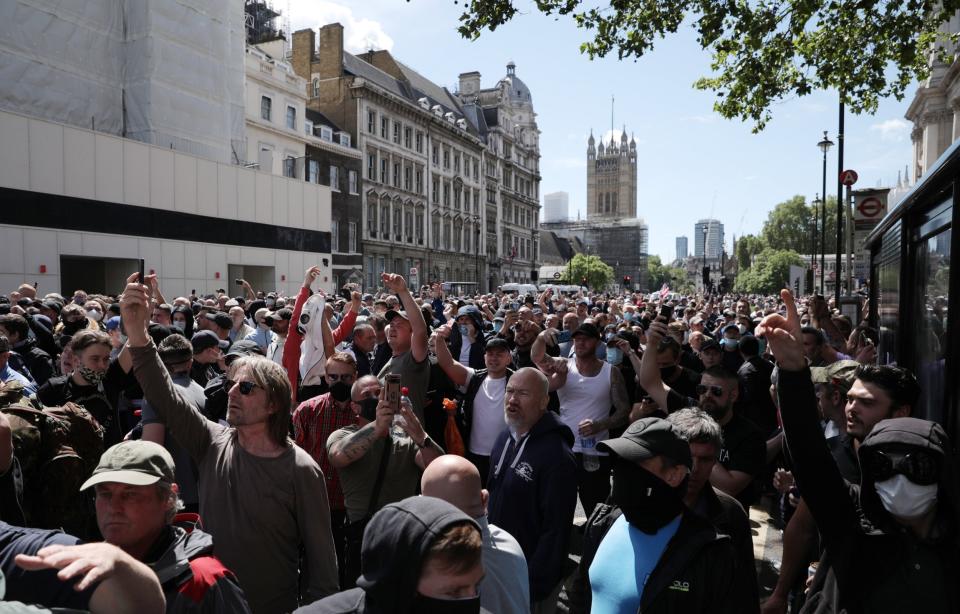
[598,417,692,469]
[80,440,176,490]
[810,360,860,393]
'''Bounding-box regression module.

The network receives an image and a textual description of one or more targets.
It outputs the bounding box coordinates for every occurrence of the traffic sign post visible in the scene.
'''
[840,169,858,186]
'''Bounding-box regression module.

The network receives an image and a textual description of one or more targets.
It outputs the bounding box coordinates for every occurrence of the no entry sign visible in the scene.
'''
[857,197,882,218]
[840,169,859,186]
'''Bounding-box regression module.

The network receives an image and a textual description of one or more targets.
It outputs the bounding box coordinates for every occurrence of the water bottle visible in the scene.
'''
[393,386,411,436]
[581,436,600,472]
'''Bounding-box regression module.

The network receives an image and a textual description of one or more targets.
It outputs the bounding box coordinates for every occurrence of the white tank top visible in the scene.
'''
[557,358,612,453]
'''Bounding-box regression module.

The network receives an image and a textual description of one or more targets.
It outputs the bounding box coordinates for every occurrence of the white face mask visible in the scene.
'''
[874,473,938,519]
[86,309,103,322]
[172,321,186,332]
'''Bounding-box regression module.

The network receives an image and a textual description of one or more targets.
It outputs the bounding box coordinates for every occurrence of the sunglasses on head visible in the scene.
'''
[864,449,940,486]
[696,384,725,398]
[225,379,261,395]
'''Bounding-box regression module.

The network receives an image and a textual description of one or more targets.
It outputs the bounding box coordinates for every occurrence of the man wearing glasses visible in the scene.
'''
[292,352,361,586]
[119,273,337,614]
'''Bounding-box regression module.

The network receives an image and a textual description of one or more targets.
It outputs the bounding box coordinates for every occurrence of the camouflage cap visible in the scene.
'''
[810,360,860,393]
[80,440,175,490]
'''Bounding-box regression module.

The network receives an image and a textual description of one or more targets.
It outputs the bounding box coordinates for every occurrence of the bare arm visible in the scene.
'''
[432,327,470,387]
[241,279,257,302]
[596,367,630,432]
[141,423,165,446]
[384,274,428,362]
[327,423,383,469]
[531,328,555,366]
[709,464,754,497]
[636,323,671,411]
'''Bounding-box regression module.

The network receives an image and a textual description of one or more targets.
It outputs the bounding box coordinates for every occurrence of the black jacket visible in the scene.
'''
[778,369,960,614]
[294,497,490,614]
[447,309,489,370]
[456,368,514,448]
[486,411,577,601]
[567,505,739,613]
[694,486,760,614]
[737,355,778,437]
[9,339,55,388]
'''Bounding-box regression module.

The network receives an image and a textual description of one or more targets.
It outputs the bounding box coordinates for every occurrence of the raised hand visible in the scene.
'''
[303,266,321,288]
[755,288,805,371]
[382,273,408,294]
[118,272,154,346]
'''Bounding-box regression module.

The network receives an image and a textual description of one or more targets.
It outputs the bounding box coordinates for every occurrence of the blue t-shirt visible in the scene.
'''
[589,513,682,613]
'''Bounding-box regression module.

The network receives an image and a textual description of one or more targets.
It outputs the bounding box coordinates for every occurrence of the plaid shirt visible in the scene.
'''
[292,392,357,510]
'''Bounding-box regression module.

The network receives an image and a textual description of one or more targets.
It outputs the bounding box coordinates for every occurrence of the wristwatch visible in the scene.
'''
[416,435,433,449]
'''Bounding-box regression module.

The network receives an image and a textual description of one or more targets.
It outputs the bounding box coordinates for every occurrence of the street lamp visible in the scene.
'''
[812,194,821,291]
[817,131,834,294]
[701,224,708,291]
[473,215,481,288]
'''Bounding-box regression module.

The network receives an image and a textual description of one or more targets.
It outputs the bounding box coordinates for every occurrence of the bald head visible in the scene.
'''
[420,455,487,519]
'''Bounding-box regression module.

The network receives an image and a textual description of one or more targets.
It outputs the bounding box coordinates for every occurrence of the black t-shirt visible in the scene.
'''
[665,366,702,399]
[0,521,94,609]
[718,413,766,508]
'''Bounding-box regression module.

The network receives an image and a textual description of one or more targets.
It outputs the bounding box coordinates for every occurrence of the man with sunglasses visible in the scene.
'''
[760,289,960,614]
[292,352,361,586]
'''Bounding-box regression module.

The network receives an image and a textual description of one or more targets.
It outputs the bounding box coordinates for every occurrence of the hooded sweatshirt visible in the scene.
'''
[294,496,486,614]
[448,306,488,370]
[778,369,960,614]
[486,411,578,601]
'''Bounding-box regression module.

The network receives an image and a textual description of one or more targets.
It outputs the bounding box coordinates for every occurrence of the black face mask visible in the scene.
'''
[659,366,677,381]
[410,594,480,614]
[329,381,352,403]
[610,458,685,534]
[359,397,378,421]
[62,319,85,334]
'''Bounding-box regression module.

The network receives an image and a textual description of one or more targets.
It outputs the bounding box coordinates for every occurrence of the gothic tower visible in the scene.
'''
[586,127,637,220]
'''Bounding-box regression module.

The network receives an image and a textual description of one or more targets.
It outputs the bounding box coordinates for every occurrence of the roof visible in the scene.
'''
[394,59,462,112]
[342,52,409,99]
[483,107,499,128]
[305,109,342,132]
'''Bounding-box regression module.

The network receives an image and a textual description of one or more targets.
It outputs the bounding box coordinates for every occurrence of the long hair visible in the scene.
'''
[227,355,292,446]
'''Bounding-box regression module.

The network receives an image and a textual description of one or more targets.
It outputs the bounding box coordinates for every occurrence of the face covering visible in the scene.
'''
[458,324,470,337]
[606,346,622,365]
[610,459,685,533]
[75,365,107,387]
[86,310,103,322]
[62,319,85,334]
[659,366,676,381]
[738,324,748,335]
[265,299,276,309]
[721,338,739,350]
[329,381,352,403]
[359,397,379,421]
[172,321,186,332]
[410,595,480,614]
[493,321,503,333]
[874,473,938,519]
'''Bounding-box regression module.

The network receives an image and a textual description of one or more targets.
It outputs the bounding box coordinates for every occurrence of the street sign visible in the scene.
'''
[553,272,561,279]
[840,169,859,186]
[857,197,882,218]
[409,267,418,276]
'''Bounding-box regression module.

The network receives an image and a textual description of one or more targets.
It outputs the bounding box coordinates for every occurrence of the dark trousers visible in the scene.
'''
[330,509,347,588]
[575,453,612,519]
[467,452,491,485]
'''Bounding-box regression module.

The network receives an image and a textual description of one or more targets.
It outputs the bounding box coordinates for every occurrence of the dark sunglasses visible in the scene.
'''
[224,379,261,395]
[325,373,355,383]
[864,449,940,486]
[696,384,725,398]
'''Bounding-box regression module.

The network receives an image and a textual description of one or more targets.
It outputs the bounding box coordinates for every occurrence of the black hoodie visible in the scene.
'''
[486,410,577,602]
[294,496,488,614]
[778,369,960,614]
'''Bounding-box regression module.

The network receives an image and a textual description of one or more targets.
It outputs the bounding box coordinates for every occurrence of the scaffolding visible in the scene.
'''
[245,0,285,45]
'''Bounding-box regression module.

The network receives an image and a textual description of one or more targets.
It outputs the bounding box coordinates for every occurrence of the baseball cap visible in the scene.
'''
[192,330,229,352]
[598,417,692,469]
[105,316,121,332]
[158,342,193,366]
[203,311,233,330]
[225,339,264,360]
[384,309,410,323]
[810,360,860,392]
[485,338,511,353]
[571,322,601,340]
[264,308,293,324]
[700,338,721,353]
[80,441,176,490]
[362,293,374,302]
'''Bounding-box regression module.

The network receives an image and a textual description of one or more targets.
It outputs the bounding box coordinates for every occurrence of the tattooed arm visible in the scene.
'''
[327,399,393,469]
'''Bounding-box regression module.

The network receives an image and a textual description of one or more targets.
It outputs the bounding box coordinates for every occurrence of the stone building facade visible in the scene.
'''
[587,129,637,220]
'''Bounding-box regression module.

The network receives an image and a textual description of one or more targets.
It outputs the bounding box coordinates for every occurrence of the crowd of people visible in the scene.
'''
[0,270,956,614]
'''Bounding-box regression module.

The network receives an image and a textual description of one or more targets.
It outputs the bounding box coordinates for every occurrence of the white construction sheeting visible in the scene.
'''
[0,0,245,164]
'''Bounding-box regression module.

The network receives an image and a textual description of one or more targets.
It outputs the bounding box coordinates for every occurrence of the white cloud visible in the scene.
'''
[288,1,394,53]
[870,118,911,142]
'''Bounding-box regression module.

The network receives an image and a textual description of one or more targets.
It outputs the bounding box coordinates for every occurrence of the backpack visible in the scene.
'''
[2,398,104,539]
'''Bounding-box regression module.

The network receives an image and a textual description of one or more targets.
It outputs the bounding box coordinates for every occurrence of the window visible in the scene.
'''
[416,212,424,243]
[454,187,461,210]
[432,178,440,203]
[380,159,388,183]
[443,183,450,206]
[473,160,479,180]
[415,131,424,153]
[320,126,333,142]
[348,170,358,194]
[432,145,439,166]
[392,162,401,188]
[329,165,340,191]
[282,157,296,178]
[368,110,376,133]
[331,220,340,252]
[405,210,413,241]
[260,96,272,121]
[393,121,401,144]
[286,106,296,130]
[473,191,479,213]
[404,127,412,149]
[368,153,376,180]
[381,205,390,236]
[443,148,450,169]
[366,256,375,288]
[454,223,461,251]
[381,116,388,138]
[443,222,451,250]
[305,120,313,136]
[348,222,357,252]
[367,203,377,234]
[433,217,441,248]
[454,153,461,173]
[307,159,319,183]
[312,78,320,97]
[415,169,423,195]
[339,133,351,148]
[404,166,412,192]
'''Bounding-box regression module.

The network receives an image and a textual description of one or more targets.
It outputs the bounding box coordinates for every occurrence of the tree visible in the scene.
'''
[562,253,614,290]
[735,235,767,271]
[457,0,958,130]
[648,256,695,293]
[733,248,804,294]
[760,195,837,257]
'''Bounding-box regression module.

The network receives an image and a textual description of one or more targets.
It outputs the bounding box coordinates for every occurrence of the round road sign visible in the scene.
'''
[553,272,561,279]
[840,169,859,186]
[857,197,882,218]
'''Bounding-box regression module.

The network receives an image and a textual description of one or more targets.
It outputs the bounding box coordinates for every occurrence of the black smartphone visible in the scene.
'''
[659,304,673,321]
[138,259,145,284]
[191,289,196,295]
[235,279,243,286]
[339,287,352,301]
[385,374,401,412]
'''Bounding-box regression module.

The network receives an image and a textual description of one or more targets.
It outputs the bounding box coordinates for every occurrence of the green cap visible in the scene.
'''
[80,440,175,490]
[810,360,860,393]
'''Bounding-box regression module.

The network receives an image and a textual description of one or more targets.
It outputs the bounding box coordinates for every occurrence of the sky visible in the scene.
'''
[285,0,915,262]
